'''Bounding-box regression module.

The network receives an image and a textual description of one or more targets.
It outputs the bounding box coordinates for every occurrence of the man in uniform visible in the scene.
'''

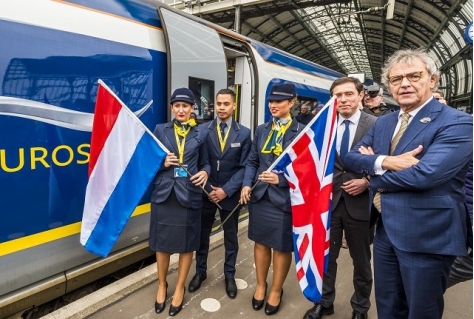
[188,89,252,299]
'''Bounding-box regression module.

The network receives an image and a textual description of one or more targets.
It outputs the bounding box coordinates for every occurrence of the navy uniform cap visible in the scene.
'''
[170,87,195,105]
[268,83,297,101]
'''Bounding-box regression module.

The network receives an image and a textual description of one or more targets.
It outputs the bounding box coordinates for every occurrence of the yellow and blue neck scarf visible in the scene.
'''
[261,116,292,156]
[173,118,196,139]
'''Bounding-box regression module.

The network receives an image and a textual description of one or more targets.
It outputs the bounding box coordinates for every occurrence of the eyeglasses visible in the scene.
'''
[388,71,424,85]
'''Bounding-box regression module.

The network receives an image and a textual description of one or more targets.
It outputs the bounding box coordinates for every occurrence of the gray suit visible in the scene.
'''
[320,111,376,313]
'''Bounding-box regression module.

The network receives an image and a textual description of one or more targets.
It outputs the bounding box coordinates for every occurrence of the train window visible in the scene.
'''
[189,77,214,123]
[292,98,321,117]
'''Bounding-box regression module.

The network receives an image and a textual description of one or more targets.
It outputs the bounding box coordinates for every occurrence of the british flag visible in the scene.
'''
[271,97,337,302]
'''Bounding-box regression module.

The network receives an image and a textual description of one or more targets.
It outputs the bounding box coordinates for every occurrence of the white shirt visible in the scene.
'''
[336,110,362,156]
[374,97,432,174]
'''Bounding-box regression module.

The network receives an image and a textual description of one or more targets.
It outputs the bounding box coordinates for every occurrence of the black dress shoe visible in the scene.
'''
[225,278,237,299]
[154,282,168,314]
[188,273,207,293]
[303,303,334,319]
[169,287,185,317]
[252,282,268,311]
[264,289,283,316]
[352,310,367,319]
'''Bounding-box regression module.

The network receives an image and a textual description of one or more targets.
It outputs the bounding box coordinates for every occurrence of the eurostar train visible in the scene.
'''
[0,1,349,317]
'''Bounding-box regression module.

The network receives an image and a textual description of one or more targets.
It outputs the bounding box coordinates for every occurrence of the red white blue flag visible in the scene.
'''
[271,97,337,302]
[80,80,168,257]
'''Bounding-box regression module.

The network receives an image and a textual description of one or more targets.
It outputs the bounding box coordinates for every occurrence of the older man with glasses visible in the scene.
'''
[344,49,473,319]
[362,84,392,117]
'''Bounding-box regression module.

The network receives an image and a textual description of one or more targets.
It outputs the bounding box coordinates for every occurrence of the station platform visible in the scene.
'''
[44,220,473,319]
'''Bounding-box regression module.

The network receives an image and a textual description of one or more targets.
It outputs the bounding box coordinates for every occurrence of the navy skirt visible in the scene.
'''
[248,192,293,252]
[149,190,201,253]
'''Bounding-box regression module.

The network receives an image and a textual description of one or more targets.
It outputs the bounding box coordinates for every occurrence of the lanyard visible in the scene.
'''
[217,122,231,152]
[174,125,190,164]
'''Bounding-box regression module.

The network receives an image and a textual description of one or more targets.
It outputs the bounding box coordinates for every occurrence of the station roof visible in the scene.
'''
[164,0,473,107]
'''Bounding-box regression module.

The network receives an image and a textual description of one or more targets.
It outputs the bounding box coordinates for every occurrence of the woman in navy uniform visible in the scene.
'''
[240,83,303,316]
[150,88,210,316]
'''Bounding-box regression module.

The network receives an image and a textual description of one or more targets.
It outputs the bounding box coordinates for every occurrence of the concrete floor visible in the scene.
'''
[77,223,473,319]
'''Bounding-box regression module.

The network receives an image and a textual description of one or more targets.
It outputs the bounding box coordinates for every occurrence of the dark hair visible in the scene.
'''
[216,88,236,102]
[330,77,364,96]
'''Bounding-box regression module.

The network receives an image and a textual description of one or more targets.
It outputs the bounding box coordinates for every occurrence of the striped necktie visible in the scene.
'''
[373,113,411,212]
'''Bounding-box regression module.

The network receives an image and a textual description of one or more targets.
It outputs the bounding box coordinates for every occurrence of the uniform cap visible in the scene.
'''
[268,83,297,101]
[170,88,195,105]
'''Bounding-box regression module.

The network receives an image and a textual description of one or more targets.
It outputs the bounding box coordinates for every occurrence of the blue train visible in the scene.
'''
[0,1,345,317]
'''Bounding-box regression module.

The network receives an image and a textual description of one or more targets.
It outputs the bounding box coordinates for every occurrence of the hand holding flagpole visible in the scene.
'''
[218,180,261,229]
[178,163,223,210]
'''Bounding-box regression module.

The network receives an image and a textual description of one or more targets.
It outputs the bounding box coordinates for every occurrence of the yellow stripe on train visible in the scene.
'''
[0,203,151,257]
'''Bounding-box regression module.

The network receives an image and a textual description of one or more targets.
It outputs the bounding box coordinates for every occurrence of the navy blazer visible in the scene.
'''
[201,119,252,211]
[242,119,304,213]
[151,122,210,209]
[344,99,473,256]
[332,112,376,221]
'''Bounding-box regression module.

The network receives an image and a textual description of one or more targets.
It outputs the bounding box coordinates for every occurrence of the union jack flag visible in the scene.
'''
[270,97,337,302]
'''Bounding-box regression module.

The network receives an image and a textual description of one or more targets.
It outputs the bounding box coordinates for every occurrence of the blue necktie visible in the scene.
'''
[219,122,227,135]
[339,119,351,159]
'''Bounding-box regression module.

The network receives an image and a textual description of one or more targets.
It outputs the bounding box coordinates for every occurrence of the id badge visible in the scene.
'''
[174,165,188,178]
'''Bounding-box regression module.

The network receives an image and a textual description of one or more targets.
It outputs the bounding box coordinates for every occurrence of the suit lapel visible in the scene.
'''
[393,100,441,155]
[164,123,179,155]
[381,113,398,155]
[283,119,301,148]
[352,113,369,149]
[207,120,221,154]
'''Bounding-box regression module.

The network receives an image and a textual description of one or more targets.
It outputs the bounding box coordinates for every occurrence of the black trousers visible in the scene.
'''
[321,198,373,313]
[195,199,240,279]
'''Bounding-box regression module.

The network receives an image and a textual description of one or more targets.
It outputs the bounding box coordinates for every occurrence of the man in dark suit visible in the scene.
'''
[303,77,376,319]
[344,49,473,319]
[188,89,252,299]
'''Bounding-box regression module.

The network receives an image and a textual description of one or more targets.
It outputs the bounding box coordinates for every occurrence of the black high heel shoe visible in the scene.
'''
[264,289,283,316]
[169,286,185,316]
[252,282,268,311]
[154,282,168,314]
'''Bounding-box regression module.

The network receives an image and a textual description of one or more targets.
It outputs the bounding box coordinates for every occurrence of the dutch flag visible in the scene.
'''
[80,80,167,257]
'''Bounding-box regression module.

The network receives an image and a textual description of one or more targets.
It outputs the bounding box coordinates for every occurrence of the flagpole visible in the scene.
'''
[217,180,261,229]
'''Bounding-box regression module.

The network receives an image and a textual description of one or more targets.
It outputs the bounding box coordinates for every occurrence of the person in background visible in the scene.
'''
[190,112,197,120]
[344,49,473,319]
[362,85,392,117]
[240,83,304,316]
[303,77,376,319]
[150,88,210,317]
[189,89,252,299]
[295,101,315,125]
[432,90,447,105]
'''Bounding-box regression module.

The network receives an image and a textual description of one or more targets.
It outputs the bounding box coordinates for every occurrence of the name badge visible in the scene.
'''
[174,165,188,178]
[231,142,241,148]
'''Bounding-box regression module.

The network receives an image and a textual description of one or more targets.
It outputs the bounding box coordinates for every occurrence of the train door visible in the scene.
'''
[221,37,256,131]
[157,6,227,123]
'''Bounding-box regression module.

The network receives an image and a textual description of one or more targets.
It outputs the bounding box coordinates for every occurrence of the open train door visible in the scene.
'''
[157,5,227,122]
